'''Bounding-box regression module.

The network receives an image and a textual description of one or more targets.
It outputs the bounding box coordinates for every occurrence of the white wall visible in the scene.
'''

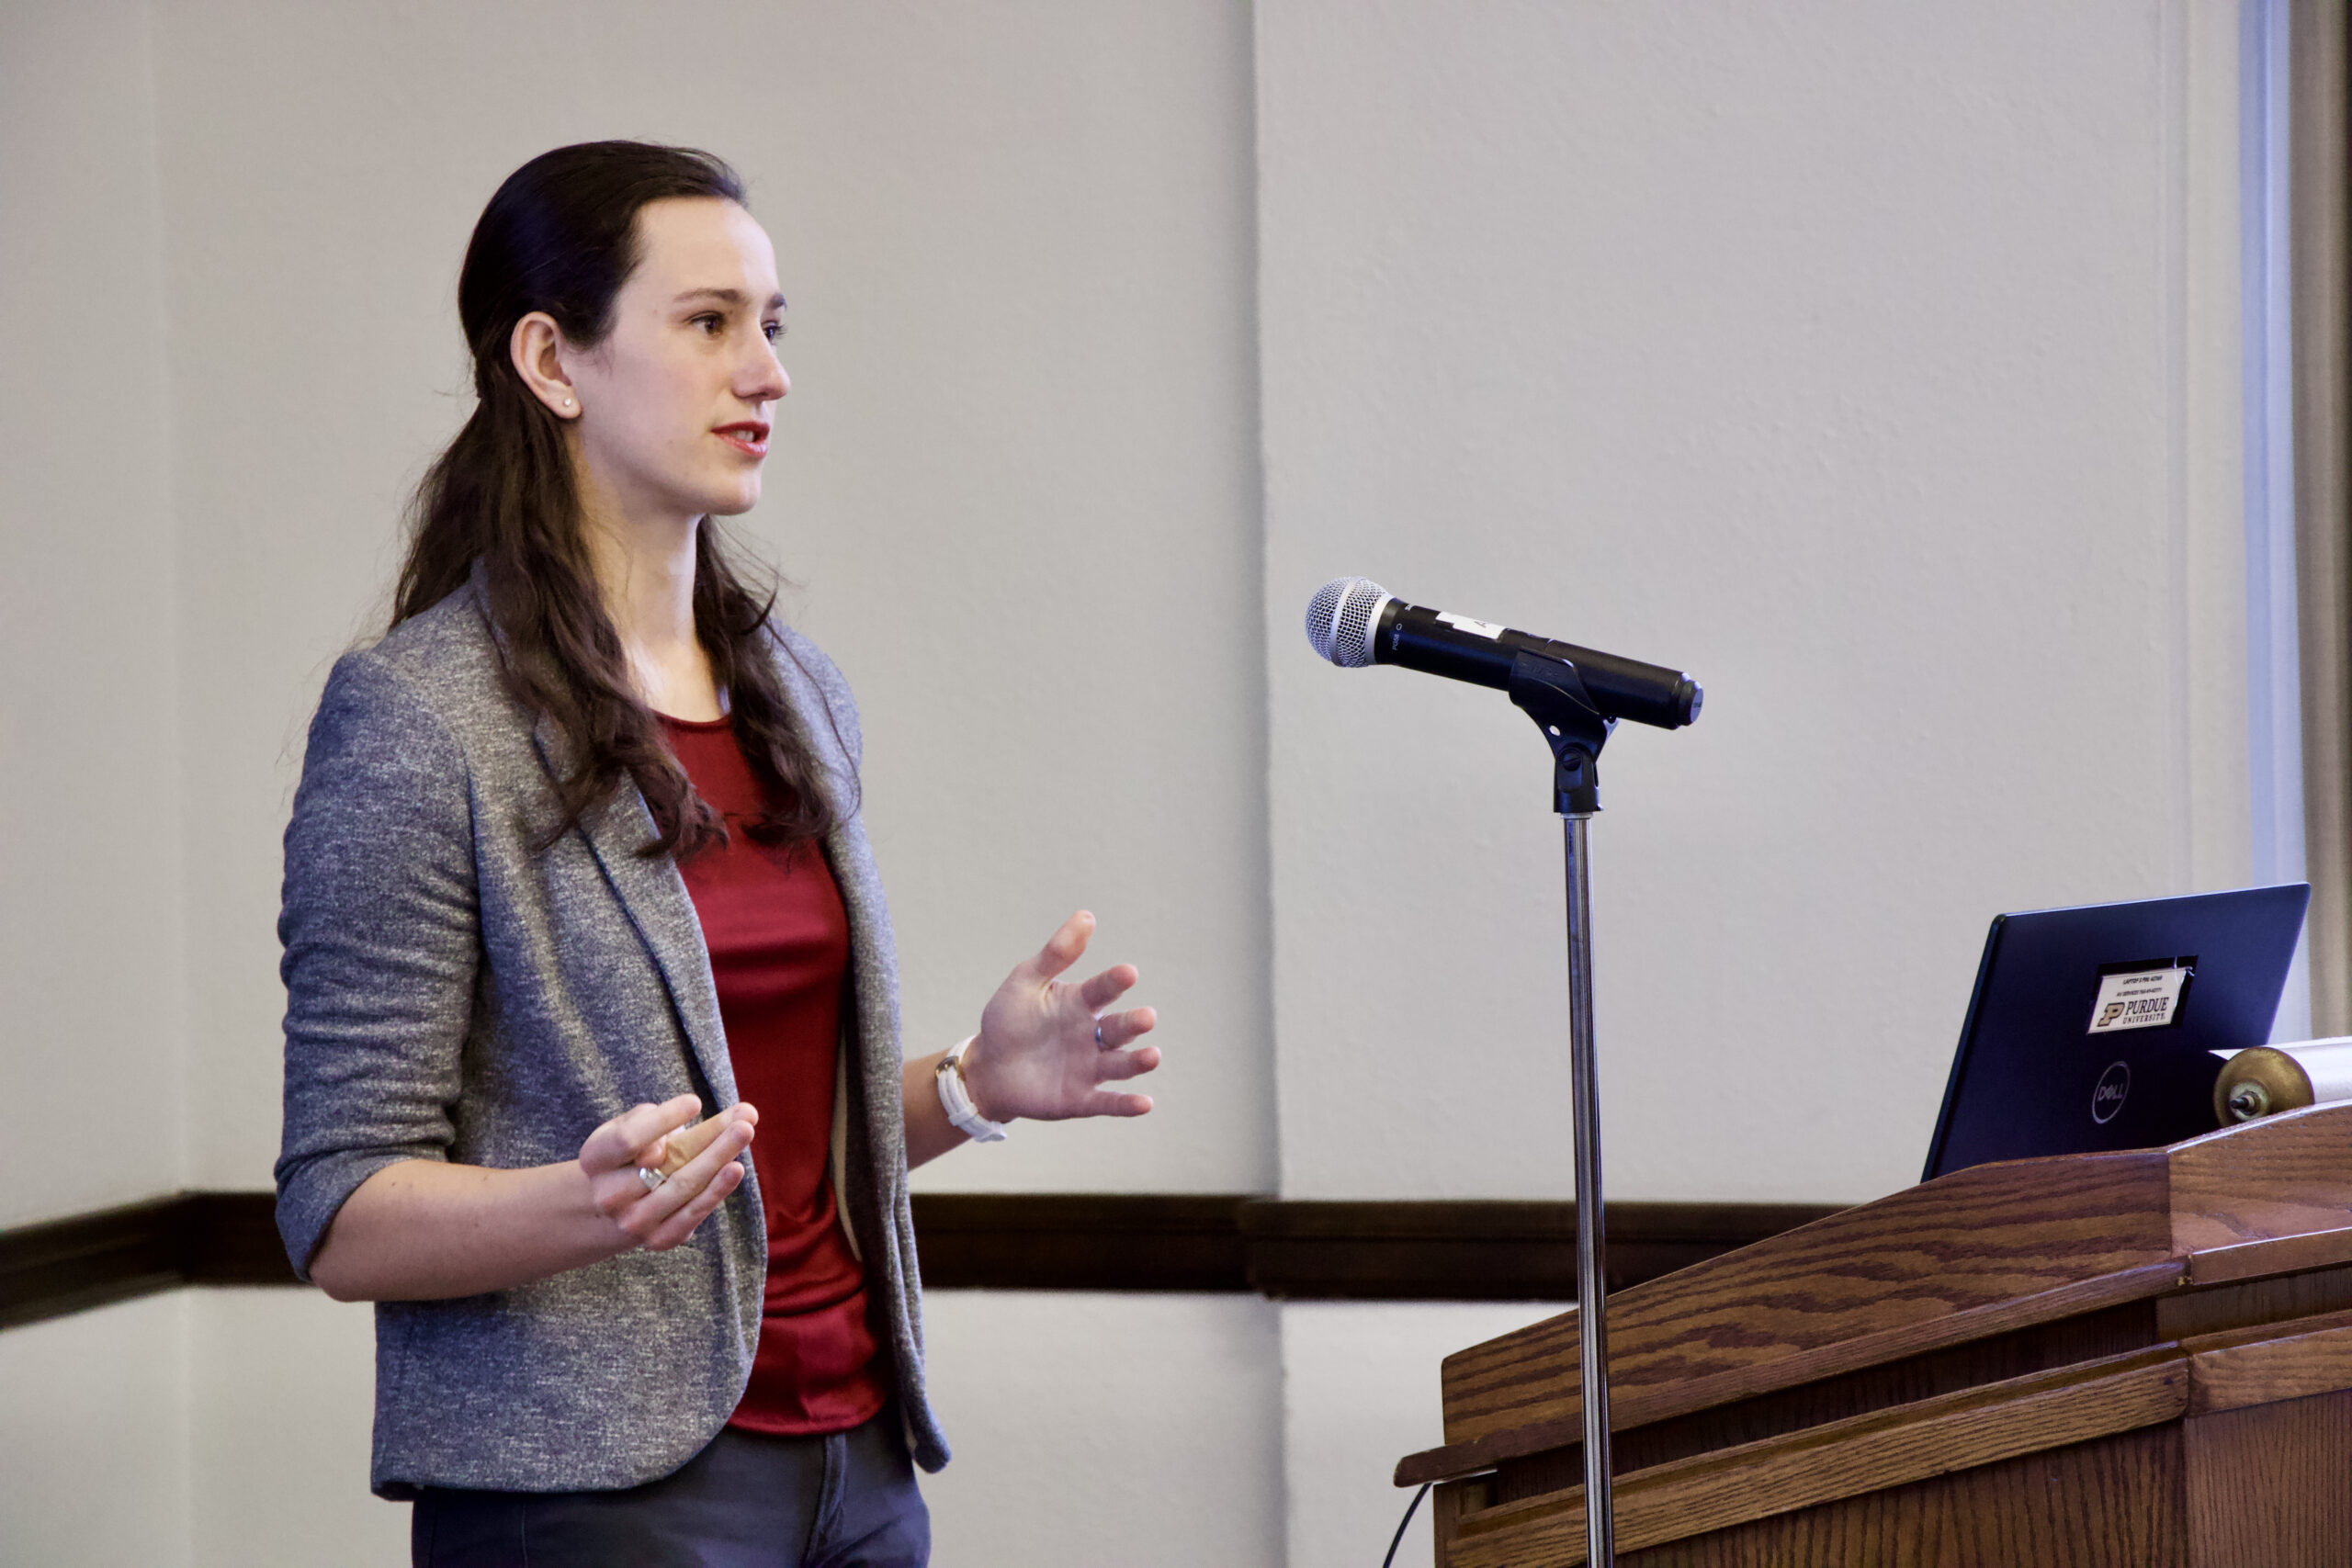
[187,1291,402,1568]
[1259,0,2250,1205]
[0,1295,189,1568]
[922,1292,1285,1568]
[0,0,186,1231]
[1280,1301,1561,1568]
[0,12,194,1562]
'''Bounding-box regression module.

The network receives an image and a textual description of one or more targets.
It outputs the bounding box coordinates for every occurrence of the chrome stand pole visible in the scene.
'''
[1506,649,1619,1567]
[1564,812,1613,1568]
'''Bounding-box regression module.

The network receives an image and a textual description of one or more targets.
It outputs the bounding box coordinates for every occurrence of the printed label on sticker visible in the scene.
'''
[1436,612,1507,640]
[2087,965,2192,1033]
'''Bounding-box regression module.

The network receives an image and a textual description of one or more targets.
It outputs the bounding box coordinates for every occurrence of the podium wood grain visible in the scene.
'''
[1437,1151,2176,1451]
[1622,1427,2188,1568]
[1445,1351,2189,1567]
[1408,1106,2352,1567]
[2182,1392,2352,1568]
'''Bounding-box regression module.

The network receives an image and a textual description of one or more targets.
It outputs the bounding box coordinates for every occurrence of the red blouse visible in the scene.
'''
[660,713,889,1437]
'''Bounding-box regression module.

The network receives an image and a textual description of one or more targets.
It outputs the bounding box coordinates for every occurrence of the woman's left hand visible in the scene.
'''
[963,909,1159,1122]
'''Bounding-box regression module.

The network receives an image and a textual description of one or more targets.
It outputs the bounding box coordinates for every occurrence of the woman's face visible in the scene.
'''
[560,197,789,525]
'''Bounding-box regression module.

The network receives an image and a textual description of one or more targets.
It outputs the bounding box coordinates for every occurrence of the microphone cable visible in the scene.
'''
[1380,1482,1434,1568]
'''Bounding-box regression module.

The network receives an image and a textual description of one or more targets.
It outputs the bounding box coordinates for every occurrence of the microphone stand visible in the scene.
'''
[1508,651,1619,1568]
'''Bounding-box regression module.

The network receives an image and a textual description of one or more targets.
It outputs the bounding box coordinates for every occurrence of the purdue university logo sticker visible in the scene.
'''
[2087,964,2193,1033]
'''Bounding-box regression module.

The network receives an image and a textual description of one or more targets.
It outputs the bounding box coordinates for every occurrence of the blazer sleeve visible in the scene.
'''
[274,649,481,1281]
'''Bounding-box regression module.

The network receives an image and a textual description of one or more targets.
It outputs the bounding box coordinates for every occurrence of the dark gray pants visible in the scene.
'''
[410,1407,930,1568]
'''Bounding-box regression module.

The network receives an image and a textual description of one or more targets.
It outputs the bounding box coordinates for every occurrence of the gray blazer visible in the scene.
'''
[274,574,948,1497]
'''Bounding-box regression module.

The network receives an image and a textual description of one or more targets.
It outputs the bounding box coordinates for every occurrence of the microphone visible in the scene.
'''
[1305,577,1702,730]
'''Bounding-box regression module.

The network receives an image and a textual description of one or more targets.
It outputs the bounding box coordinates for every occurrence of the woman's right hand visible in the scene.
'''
[578,1093,758,1253]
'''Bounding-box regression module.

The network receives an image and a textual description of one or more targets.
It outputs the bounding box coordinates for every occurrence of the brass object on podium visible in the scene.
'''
[2213,1043,2314,1124]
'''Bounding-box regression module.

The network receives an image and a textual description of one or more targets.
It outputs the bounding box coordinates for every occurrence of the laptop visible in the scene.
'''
[1921,885,2311,1181]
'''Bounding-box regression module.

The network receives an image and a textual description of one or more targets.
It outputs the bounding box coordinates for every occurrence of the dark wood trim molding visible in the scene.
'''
[1238,1199,1844,1302]
[181,1191,311,1287]
[910,1193,1250,1292]
[0,1195,194,1330]
[1,1190,1838,1332]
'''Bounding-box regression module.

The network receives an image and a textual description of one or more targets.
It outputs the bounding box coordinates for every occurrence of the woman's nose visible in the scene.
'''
[743,344,788,403]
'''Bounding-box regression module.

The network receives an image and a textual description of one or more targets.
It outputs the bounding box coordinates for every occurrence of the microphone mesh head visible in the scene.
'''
[1306,577,1389,668]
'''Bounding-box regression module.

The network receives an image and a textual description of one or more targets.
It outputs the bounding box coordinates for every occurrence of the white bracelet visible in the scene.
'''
[936,1035,1009,1143]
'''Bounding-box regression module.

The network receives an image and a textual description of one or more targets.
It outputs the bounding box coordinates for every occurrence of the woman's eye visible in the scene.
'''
[693,314,724,335]
[763,321,785,342]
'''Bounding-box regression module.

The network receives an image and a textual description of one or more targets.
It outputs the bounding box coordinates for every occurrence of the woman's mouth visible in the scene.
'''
[714,422,770,457]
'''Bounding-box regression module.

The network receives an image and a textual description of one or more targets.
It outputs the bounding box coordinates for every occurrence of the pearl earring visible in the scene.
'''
[561,396,575,409]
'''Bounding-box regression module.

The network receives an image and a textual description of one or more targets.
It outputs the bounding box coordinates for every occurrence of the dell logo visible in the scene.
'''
[2091,1060,2132,1124]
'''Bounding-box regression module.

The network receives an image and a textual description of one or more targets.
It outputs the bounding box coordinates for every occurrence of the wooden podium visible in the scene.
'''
[1396,1102,2352,1566]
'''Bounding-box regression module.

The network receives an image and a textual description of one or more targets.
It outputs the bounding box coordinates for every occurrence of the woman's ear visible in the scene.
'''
[511,312,581,419]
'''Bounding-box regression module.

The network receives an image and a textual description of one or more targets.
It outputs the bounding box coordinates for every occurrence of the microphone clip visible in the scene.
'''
[1509,650,1615,818]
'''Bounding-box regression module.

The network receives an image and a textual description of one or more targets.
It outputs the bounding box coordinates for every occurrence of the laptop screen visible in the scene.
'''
[1921,885,2309,1182]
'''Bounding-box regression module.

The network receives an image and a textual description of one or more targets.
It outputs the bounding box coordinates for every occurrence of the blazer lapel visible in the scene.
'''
[466,563,738,1108]
[767,634,905,1207]
[555,725,741,1110]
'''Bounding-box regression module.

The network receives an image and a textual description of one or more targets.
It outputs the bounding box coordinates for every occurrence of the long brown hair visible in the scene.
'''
[394,141,843,858]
